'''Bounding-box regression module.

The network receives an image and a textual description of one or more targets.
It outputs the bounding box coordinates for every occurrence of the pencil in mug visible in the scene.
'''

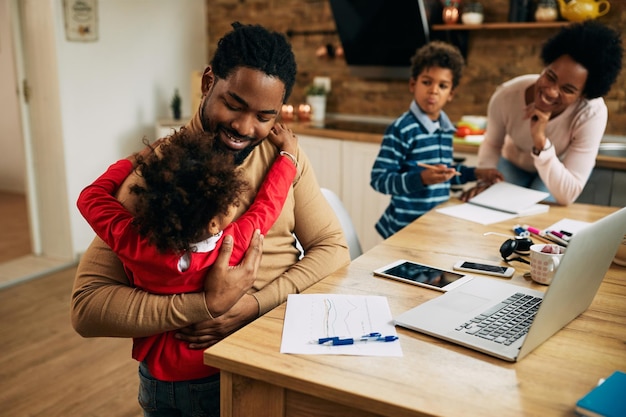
[417,162,461,176]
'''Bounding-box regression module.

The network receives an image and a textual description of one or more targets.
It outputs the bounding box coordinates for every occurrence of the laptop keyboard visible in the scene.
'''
[455,293,542,346]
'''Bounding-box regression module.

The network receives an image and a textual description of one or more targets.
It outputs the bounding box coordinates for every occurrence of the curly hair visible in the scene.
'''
[130,128,249,254]
[410,41,465,88]
[211,21,297,103]
[541,20,623,99]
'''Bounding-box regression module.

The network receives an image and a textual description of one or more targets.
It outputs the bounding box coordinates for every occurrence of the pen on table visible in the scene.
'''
[313,332,399,346]
[417,162,461,176]
[544,230,569,247]
[521,225,553,244]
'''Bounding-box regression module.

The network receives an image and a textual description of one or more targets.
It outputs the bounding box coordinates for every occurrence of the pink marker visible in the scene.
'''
[523,225,544,236]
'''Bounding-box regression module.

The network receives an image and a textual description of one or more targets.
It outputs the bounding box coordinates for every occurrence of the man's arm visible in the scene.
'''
[71,230,263,338]
[71,237,211,337]
[250,144,351,315]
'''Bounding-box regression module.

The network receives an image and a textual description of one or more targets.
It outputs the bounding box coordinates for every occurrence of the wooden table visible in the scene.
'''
[205,201,626,417]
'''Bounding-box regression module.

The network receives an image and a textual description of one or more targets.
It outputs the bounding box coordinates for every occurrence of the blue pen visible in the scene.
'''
[314,332,399,346]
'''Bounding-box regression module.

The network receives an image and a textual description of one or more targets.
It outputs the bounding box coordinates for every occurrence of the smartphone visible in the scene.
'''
[373,259,473,292]
[453,260,515,278]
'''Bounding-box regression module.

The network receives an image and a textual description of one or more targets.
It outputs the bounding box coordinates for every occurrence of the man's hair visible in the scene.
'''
[410,41,465,88]
[211,22,297,103]
[541,20,623,99]
[130,128,249,253]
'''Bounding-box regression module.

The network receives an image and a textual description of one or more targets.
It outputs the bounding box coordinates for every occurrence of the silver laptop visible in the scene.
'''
[394,206,626,362]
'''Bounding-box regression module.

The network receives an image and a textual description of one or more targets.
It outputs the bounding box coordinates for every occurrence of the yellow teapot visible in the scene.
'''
[556,0,610,22]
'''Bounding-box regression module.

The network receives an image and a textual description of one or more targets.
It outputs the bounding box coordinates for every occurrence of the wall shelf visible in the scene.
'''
[432,21,569,31]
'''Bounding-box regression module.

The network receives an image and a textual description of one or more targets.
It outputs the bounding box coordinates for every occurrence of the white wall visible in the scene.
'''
[49,0,207,254]
[0,0,26,193]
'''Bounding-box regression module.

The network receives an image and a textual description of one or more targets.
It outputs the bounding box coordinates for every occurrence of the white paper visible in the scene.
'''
[545,218,591,235]
[468,182,549,214]
[437,203,519,225]
[280,294,403,357]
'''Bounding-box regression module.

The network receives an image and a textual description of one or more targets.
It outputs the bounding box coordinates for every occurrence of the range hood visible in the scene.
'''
[329,0,432,80]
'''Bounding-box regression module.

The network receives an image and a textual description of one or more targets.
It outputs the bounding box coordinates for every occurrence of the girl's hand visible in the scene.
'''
[268,123,298,155]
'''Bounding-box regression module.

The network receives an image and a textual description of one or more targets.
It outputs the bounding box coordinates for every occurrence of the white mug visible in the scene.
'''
[530,244,565,285]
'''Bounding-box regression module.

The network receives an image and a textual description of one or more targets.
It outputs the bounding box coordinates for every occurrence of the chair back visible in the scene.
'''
[321,188,363,260]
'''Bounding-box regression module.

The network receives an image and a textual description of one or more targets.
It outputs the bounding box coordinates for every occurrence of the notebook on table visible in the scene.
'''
[437,182,550,225]
[394,206,626,362]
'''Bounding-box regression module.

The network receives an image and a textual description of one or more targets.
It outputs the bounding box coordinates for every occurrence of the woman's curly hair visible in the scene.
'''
[130,128,249,254]
[541,20,623,99]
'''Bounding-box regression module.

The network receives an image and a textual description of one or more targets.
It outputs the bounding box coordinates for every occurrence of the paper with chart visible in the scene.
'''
[280,294,402,356]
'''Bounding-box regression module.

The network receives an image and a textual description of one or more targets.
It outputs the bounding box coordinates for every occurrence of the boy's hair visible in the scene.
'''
[410,41,464,88]
[130,128,249,254]
[211,22,297,103]
[541,20,622,99]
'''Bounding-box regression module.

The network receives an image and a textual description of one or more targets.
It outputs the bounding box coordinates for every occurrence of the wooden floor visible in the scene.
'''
[0,192,76,288]
[0,266,142,416]
[0,192,142,416]
[0,191,32,263]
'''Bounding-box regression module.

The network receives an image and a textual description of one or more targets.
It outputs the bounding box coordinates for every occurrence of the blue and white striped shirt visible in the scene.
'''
[371,101,475,238]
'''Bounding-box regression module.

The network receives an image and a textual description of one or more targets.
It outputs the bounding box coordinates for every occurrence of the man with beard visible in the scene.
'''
[71,22,350,417]
[462,21,623,205]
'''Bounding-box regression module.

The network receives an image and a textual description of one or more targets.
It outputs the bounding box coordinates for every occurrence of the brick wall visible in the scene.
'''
[205,0,625,135]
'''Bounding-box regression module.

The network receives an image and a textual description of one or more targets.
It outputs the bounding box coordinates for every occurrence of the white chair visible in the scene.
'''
[321,188,363,260]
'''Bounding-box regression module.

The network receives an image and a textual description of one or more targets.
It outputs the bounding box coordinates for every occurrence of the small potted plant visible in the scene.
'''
[305,83,328,125]
[305,84,328,97]
[171,89,182,120]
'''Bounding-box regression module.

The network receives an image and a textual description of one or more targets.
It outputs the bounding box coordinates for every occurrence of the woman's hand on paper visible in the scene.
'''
[475,168,504,184]
[459,168,503,201]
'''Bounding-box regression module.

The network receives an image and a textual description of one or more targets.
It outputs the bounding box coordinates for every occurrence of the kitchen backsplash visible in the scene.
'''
[204,0,625,135]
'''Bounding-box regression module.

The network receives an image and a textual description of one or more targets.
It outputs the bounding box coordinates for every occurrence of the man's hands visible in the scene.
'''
[176,294,259,349]
[175,229,263,349]
[202,230,262,317]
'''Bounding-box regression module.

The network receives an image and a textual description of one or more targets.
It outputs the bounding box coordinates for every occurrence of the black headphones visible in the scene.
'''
[499,237,533,264]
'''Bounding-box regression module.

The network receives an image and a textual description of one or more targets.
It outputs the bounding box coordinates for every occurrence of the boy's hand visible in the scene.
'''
[268,123,298,155]
[420,164,458,185]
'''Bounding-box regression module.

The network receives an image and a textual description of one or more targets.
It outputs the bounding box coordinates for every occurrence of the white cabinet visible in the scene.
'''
[299,135,388,253]
[298,135,342,198]
[340,141,387,252]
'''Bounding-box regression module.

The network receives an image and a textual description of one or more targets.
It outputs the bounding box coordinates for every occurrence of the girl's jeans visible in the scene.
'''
[138,361,220,417]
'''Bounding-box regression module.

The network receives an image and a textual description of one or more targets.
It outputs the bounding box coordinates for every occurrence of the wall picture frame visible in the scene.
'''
[63,0,98,42]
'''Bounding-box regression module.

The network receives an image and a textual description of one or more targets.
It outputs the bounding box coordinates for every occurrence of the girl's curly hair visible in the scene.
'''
[130,128,249,254]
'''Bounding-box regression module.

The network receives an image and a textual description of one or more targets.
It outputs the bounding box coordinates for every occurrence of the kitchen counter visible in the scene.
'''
[289,119,480,154]
[290,118,625,171]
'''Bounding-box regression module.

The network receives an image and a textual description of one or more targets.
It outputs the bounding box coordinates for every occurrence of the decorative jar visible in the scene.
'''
[461,2,484,24]
[535,0,559,21]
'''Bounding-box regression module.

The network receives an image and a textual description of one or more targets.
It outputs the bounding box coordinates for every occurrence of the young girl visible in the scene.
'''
[77,123,298,393]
